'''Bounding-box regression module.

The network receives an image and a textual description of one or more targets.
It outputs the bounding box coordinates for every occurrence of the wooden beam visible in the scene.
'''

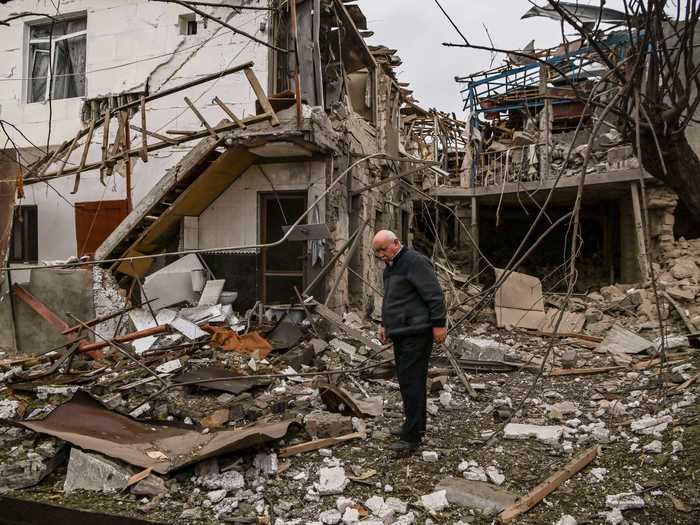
[549,366,625,376]
[30,113,273,184]
[443,344,478,400]
[499,446,600,523]
[662,290,697,333]
[184,96,218,138]
[278,432,365,458]
[630,182,650,283]
[244,68,280,126]
[212,96,247,129]
[129,125,177,145]
[139,96,148,163]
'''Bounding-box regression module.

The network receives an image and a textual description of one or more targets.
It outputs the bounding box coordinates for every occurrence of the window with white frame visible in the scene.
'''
[28,15,87,103]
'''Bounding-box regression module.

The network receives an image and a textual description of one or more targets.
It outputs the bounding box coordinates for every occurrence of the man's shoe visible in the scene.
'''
[388,440,420,452]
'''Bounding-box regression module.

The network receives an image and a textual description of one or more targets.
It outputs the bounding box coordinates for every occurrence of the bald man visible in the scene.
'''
[373,230,446,452]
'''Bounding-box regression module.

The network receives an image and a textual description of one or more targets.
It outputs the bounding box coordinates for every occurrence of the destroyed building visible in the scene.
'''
[0,0,457,353]
[429,29,700,293]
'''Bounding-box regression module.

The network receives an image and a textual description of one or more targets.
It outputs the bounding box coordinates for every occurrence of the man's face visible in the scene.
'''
[373,238,401,264]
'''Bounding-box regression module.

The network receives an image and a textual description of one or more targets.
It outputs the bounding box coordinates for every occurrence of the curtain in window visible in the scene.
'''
[52,35,86,99]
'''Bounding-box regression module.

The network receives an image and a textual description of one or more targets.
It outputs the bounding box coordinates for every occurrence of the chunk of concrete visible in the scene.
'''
[320,509,342,525]
[642,440,663,454]
[306,411,353,438]
[385,497,407,514]
[606,493,645,510]
[319,467,348,495]
[64,448,131,493]
[421,490,449,512]
[555,515,578,525]
[422,451,439,462]
[503,423,564,445]
[0,399,20,419]
[341,507,359,524]
[630,414,673,436]
[436,477,518,515]
[131,474,166,497]
[196,470,245,490]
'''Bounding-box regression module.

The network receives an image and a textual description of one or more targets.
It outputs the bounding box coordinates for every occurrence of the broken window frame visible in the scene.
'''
[27,15,87,104]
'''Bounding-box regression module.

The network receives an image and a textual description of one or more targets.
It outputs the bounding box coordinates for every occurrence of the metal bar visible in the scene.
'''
[74,323,170,354]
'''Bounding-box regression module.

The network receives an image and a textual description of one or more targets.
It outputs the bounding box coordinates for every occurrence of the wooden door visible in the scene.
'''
[74,200,128,257]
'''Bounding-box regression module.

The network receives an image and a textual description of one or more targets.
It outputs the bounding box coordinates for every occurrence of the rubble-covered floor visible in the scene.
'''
[1,299,698,525]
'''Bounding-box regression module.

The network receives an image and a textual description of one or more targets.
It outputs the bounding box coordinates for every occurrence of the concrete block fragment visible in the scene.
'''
[421,490,449,512]
[341,507,359,524]
[422,451,439,462]
[319,467,348,495]
[436,477,518,515]
[305,411,353,438]
[606,493,645,510]
[63,448,131,493]
[130,474,166,497]
[320,509,342,524]
[503,423,564,445]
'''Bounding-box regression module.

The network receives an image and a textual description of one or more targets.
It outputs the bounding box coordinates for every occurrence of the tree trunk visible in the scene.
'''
[639,129,700,221]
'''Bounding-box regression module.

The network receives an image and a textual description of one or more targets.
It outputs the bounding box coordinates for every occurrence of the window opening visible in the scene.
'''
[28,15,87,103]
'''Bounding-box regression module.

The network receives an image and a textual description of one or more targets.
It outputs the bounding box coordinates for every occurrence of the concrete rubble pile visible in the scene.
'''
[0,247,697,525]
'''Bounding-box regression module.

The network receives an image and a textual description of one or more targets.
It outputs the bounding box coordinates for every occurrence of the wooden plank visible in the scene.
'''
[212,96,247,129]
[129,125,177,145]
[630,182,650,283]
[127,467,153,488]
[56,133,80,179]
[184,96,218,138]
[139,96,148,163]
[244,68,280,126]
[278,432,365,458]
[443,344,478,400]
[100,107,112,183]
[73,114,97,194]
[549,366,625,376]
[499,446,600,523]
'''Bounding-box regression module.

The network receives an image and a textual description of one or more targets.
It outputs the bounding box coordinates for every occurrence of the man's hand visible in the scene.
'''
[432,326,447,344]
[378,325,386,344]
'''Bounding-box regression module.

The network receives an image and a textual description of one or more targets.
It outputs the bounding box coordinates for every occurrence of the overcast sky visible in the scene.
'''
[357,0,628,116]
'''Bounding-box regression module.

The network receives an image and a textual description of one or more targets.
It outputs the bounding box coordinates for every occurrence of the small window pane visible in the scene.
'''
[29,46,50,103]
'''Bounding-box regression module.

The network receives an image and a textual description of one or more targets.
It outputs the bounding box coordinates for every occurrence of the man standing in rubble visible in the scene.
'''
[373,230,447,452]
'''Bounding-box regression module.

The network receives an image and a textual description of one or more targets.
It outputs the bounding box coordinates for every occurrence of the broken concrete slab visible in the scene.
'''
[606,493,645,510]
[305,411,354,438]
[318,466,349,495]
[64,448,132,493]
[195,470,245,491]
[421,489,449,512]
[436,477,518,515]
[503,423,564,445]
[130,474,167,497]
[596,325,654,356]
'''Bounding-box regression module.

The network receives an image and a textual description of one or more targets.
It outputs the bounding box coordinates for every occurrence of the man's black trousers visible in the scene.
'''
[392,330,433,443]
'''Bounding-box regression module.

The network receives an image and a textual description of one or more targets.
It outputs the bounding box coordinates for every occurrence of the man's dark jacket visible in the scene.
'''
[382,247,446,338]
